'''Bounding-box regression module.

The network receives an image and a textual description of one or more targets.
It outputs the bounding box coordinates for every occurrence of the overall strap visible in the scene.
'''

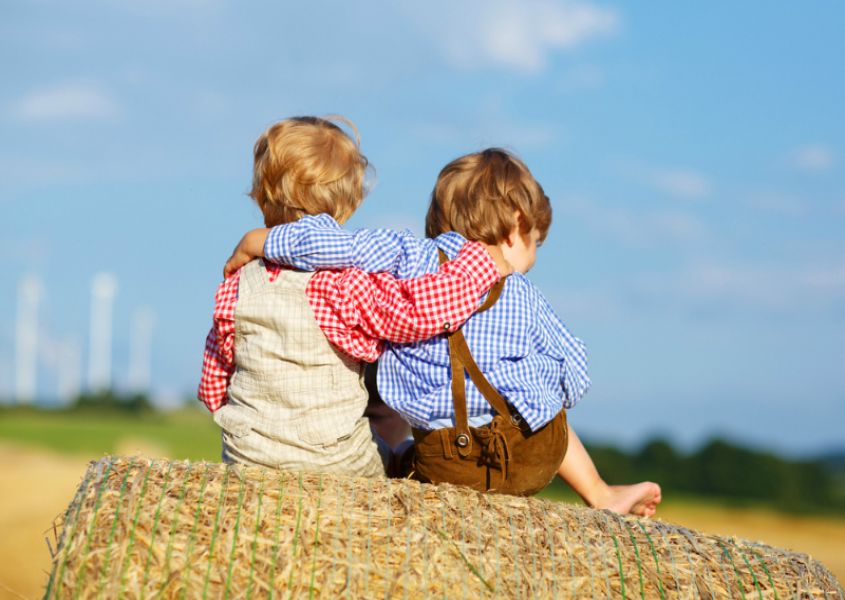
[438,249,509,457]
[238,259,272,295]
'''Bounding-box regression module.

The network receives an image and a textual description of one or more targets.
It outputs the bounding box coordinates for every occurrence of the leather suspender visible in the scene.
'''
[438,249,509,457]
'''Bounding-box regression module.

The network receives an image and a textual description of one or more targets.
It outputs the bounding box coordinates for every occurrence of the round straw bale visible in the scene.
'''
[44,456,843,599]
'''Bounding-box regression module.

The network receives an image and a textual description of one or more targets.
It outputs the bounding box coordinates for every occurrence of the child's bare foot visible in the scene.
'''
[592,482,662,517]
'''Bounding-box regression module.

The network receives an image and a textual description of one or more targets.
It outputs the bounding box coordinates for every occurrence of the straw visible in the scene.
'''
[46,456,844,599]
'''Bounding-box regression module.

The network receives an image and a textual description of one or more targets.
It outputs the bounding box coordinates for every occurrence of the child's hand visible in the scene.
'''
[483,244,514,278]
[223,228,270,278]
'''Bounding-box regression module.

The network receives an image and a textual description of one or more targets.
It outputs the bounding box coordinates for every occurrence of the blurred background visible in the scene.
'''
[1,1,843,597]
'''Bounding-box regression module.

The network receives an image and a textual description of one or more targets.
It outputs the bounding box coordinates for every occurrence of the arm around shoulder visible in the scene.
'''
[306,240,503,354]
[263,214,429,276]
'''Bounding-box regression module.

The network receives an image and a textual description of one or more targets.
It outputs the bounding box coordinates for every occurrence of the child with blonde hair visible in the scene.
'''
[226,148,661,515]
[199,117,510,476]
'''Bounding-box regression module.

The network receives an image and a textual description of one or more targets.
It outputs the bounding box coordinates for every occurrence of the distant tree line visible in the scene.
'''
[569,437,845,514]
[0,391,187,413]
[71,390,155,413]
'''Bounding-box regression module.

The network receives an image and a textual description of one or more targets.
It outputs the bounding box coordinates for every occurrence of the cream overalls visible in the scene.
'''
[214,260,384,477]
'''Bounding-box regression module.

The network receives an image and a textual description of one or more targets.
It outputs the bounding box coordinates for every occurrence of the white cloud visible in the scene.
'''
[414,119,556,150]
[556,64,606,92]
[619,161,711,200]
[12,83,120,122]
[789,144,835,172]
[545,258,845,324]
[647,168,710,199]
[410,94,559,149]
[804,263,845,290]
[559,196,709,247]
[410,0,620,72]
[633,260,845,313]
[545,288,625,321]
[743,190,807,217]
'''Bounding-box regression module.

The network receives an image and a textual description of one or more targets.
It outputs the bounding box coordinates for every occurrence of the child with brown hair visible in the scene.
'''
[199,118,511,477]
[226,148,661,516]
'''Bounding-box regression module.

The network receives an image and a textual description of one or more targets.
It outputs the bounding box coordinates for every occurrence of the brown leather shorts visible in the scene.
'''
[410,409,568,496]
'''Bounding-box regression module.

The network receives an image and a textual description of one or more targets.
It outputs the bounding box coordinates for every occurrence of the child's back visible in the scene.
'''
[218,261,382,475]
[201,116,383,475]
[375,234,588,432]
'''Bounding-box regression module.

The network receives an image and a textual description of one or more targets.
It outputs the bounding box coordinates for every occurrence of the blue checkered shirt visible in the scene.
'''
[264,214,590,432]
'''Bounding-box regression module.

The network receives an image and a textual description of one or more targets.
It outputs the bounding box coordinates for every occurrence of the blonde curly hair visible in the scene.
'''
[250,115,370,227]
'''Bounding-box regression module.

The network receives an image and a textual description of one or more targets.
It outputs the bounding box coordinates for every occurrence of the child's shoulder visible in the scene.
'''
[502,273,556,312]
[213,260,283,310]
[504,272,540,296]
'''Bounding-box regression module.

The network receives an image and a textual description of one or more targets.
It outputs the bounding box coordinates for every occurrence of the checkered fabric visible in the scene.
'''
[264,214,591,432]
[198,241,499,412]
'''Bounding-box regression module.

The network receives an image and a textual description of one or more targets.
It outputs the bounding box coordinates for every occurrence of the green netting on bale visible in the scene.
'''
[45,456,844,599]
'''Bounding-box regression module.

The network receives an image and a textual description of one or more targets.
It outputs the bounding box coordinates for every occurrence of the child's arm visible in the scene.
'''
[530,286,592,408]
[197,275,240,412]
[224,214,434,279]
[197,326,232,412]
[306,241,503,362]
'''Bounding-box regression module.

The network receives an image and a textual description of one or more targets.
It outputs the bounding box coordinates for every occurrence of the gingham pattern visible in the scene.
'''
[264,214,591,432]
[197,244,499,412]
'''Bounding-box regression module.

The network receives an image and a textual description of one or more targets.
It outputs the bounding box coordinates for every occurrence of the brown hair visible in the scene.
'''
[249,116,370,227]
[425,148,551,244]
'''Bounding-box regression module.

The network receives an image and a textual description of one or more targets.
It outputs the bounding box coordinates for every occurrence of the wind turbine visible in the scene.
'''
[88,272,117,393]
[128,307,155,394]
[15,274,41,404]
[57,338,82,404]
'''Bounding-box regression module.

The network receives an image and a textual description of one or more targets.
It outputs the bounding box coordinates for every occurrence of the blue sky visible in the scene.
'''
[2,1,843,455]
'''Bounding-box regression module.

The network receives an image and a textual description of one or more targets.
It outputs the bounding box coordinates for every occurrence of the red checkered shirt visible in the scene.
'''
[197,241,499,412]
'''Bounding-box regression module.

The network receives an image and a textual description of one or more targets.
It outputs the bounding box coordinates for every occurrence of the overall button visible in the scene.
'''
[455,433,470,448]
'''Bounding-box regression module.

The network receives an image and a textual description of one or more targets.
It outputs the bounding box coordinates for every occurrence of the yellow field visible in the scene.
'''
[657,501,845,586]
[0,444,90,600]
[1,443,842,599]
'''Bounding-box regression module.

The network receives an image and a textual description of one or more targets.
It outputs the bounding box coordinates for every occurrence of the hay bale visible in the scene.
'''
[45,456,842,599]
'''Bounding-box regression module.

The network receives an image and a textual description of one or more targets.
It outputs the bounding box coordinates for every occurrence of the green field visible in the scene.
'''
[0,406,222,461]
